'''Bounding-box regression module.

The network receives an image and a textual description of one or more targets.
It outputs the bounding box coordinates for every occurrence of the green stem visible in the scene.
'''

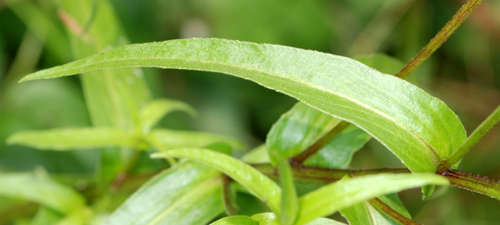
[368,198,420,225]
[441,169,500,200]
[437,105,500,172]
[396,0,483,78]
[291,121,351,164]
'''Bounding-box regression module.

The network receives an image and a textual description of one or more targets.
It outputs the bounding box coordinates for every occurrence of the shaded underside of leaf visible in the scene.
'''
[339,194,412,225]
[21,38,466,173]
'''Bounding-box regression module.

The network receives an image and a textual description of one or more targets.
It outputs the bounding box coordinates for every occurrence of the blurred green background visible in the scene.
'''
[1,0,500,224]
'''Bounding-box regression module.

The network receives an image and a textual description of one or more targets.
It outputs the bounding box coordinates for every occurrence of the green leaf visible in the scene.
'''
[7,128,141,150]
[355,54,404,76]
[139,99,197,133]
[339,194,412,225]
[251,213,346,225]
[105,160,224,225]
[148,129,245,151]
[210,216,259,225]
[20,38,466,173]
[279,161,299,225]
[267,102,340,164]
[296,174,448,225]
[0,173,85,214]
[304,124,371,169]
[152,148,282,215]
[58,0,151,188]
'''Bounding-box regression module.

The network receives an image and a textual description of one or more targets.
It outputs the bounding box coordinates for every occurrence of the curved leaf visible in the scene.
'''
[105,160,223,225]
[296,174,448,225]
[340,194,412,225]
[0,173,85,214]
[251,213,346,225]
[151,148,281,215]
[20,38,466,173]
[210,216,259,225]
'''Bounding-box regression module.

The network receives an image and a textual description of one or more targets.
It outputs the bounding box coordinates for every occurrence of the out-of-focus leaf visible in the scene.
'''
[152,148,281,215]
[30,208,62,225]
[241,144,270,164]
[210,216,259,225]
[58,0,151,187]
[21,38,467,173]
[0,173,85,214]
[279,161,299,225]
[104,160,223,225]
[251,213,346,225]
[148,129,245,151]
[7,128,140,150]
[296,174,448,225]
[139,99,197,133]
[304,125,371,169]
[340,194,412,225]
[267,102,340,164]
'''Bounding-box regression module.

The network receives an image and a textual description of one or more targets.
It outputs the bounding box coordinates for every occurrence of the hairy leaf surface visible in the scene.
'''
[21,38,466,173]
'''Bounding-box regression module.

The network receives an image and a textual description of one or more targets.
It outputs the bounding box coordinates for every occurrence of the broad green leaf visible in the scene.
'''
[210,216,259,225]
[152,148,281,215]
[355,54,404,76]
[139,99,197,133]
[148,129,245,151]
[0,173,85,214]
[20,38,467,173]
[7,128,141,150]
[296,174,448,225]
[251,213,346,225]
[279,161,299,225]
[340,194,412,225]
[304,125,371,169]
[58,0,151,187]
[267,102,340,164]
[105,160,223,225]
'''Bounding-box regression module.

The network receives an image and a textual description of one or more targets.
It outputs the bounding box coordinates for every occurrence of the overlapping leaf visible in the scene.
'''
[21,38,466,173]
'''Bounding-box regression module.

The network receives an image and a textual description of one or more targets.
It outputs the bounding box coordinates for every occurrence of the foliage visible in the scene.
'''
[1,0,500,224]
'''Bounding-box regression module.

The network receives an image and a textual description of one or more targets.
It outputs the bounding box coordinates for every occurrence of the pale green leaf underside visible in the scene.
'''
[152,148,281,215]
[0,173,85,214]
[297,174,448,225]
[105,160,224,225]
[21,38,466,173]
[7,128,141,150]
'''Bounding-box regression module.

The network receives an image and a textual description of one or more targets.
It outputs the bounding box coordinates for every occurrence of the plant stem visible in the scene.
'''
[441,169,500,200]
[291,121,351,164]
[253,163,500,199]
[253,163,409,184]
[396,0,483,79]
[437,105,500,172]
[222,175,239,216]
[368,198,420,225]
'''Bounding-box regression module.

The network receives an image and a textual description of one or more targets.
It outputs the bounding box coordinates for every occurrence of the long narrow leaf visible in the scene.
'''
[7,128,140,150]
[105,160,223,225]
[296,174,448,225]
[152,148,282,215]
[148,129,245,151]
[21,38,466,173]
[139,99,197,133]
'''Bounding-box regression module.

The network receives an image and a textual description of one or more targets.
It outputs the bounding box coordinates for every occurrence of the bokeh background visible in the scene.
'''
[1,0,499,224]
